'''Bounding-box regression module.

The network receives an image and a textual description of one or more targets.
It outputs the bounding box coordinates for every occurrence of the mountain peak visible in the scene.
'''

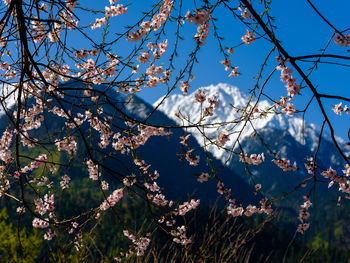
[153,83,350,163]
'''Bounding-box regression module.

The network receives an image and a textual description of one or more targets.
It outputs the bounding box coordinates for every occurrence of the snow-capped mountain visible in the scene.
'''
[153,83,350,172]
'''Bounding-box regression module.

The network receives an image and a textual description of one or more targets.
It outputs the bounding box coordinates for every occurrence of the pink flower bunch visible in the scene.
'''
[55,136,77,155]
[186,9,211,25]
[276,63,301,97]
[194,22,210,44]
[197,172,209,183]
[32,218,49,228]
[272,154,297,171]
[239,152,265,165]
[74,48,98,59]
[240,7,253,20]
[343,165,350,177]
[150,0,173,31]
[91,17,107,30]
[30,19,47,43]
[152,193,169,206]
[203,94,219,116]
[34,194,55,216]
[185,9,211,44]
[220,59,231,71]
[185,149,200,166]
[219,59,240,77]
[152,39,168,59]
[216,131,230,147]
[105,4,127,17]
[0,130,13,162]
[176,199,200,216]
[137,51,151,63]
[59,10,78,30]
[88,116,113,149]
[65,0,77,12]
[332,102,349,115]
[44,229,56,240]
[241,29,256,44]
[227,198,272,217]
[0,171,10,197]
[100,188,124,211]
[304,157,315,175]
[144,182,160,192]
[85,159,100,180]
[217,181,231,198]
[21,154,47,173]
[145,64,164,87]
[297,197,312,234]
[113,125,171,154]
[171,225,191,245]
[179,134,191,146]
[126,0,173,41]
[195,89,206,103]
[281,103,296,115]
[321,167,350,194]
[49,106,70,119]
[146,64,163,76]
[334,33,350,47]
[60,174,71,189]
[227,205,244,217]
[179,81,190,96]
[123,230,151,256]
[0,61,9,71]
[228,67,239,77]
[20,102,44,131]
[123,176,136,186]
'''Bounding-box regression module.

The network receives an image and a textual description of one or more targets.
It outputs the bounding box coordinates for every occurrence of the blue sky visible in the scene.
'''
[77,0,350,141]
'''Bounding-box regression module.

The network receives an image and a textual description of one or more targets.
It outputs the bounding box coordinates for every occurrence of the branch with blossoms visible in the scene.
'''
[0,0,349,260]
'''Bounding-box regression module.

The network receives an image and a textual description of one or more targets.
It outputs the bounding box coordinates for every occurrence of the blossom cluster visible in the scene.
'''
[21,154,48,173]
[272,154,297,171]
[241,29,256,45]
[185,9,211,44]
[332,102,349,115]
[55,136,77,155]
[112,125,172,154]
[34,194,55,216]
[239,152,265,165]
[321,166,350,196]
[276,63,301,98]
[219,59,240,78]
[216,131,230,147]
[100,188,124,211]
[0,130,13,163]
[127,0,173,41]
[227,197,272,217]
[334,33,350,47]
[297,197,312,234]
[123,230,150,256]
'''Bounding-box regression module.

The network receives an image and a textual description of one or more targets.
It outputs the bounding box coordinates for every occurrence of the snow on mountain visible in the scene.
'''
[153,83,349,163]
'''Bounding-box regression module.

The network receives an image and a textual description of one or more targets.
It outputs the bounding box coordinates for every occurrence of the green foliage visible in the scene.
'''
[0,208,42,263]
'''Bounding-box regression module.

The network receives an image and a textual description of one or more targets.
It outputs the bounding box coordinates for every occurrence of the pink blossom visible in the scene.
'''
[333,102,343,115]
[100,188,124,211]
[241,29,256,44]
[197,172,209,183]
[195,90,206,103]
[239,152,265,165]
[32,218,49,228]
[334,33,350,47]
[216,132,230,147]
[179,81,190,96]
